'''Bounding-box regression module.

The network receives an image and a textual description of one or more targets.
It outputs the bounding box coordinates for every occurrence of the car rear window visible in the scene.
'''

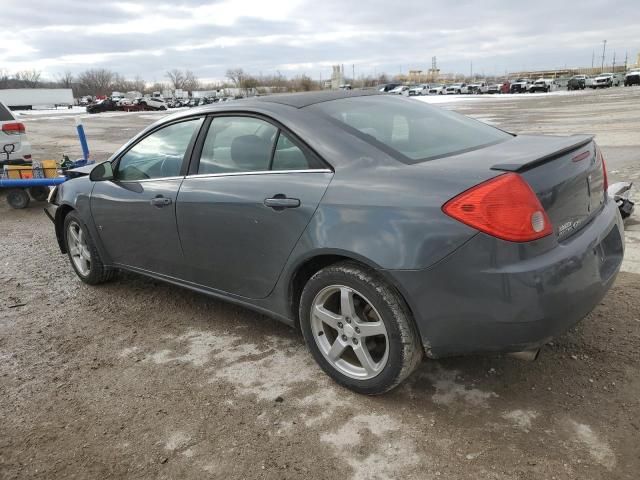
[310,95,511,164]
[0,102,14,121]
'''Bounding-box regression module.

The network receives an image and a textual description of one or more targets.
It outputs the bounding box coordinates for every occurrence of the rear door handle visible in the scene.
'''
[264,195,300,210]
[150,196,172,207]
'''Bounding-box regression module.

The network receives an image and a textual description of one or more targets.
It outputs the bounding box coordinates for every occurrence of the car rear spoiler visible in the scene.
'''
[491,134,594,172]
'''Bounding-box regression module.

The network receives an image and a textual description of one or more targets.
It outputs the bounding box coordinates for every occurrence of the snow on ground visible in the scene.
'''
[14,106,87,117]
[415,89,593,104]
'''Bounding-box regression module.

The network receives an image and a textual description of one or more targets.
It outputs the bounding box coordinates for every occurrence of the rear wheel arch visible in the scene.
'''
[288,253,419,333]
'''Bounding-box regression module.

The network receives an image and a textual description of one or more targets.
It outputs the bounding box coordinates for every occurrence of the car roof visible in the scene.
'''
[250,89,383,108]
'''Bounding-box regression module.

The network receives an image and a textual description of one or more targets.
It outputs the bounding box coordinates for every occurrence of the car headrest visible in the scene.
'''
[230,134,271,171]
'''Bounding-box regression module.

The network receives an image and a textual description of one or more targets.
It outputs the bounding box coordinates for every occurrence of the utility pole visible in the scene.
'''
[470,61,473,80]
[601,40,607,73]
[591,50,595,69]
[352,64,355,87]
[612,51,616,72]
[624,51,628,71]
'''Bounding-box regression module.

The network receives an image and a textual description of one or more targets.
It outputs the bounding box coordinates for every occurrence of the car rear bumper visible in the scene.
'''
[387,199,624,358]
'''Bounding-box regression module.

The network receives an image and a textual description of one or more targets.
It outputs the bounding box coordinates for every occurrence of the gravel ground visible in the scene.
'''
[1,87,639,479]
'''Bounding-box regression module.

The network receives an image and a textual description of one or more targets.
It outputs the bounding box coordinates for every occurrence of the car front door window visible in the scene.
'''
[117,118,203,181]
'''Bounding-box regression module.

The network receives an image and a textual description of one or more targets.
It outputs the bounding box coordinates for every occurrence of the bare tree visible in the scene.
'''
[56,70,75,88]
[166,69,185,89]
[77,68,114,96]
[183,70,199,91]
[16,70,42,88]
[0,69,10,89]
[226,68,245,87]
[131,76,146,94]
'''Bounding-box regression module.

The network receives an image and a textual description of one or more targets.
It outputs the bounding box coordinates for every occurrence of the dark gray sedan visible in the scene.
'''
[46,91,624,394]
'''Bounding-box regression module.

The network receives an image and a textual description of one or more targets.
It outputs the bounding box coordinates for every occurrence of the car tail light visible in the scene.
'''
[2,122,26,135]
[596,146,608,191]
[442,173,553,242]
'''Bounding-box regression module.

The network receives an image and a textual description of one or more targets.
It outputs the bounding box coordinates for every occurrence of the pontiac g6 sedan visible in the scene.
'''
[46,91,624,394]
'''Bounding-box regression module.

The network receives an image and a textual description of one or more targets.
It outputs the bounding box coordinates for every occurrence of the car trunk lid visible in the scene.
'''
[490,134,606,241]
[427,134,606,242]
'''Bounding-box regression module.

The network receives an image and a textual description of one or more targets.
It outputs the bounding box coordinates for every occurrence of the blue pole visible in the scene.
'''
[0,177,67,188]
[76,117,90,162]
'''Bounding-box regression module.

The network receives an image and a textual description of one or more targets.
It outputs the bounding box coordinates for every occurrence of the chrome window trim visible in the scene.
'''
[184,169,333,180]
[117,176,185,183]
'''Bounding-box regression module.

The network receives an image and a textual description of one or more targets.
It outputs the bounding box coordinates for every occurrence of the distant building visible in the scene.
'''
[331,65,345,90]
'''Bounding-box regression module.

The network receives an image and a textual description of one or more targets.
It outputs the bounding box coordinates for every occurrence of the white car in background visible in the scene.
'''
[468,82,489,94]
[444,83,467,94]
[427,84,446,95]
[529,78,555,93]
[592,73,622,88]
[408,84,430,96]
[389,85,410,95]
[139,97,168,110]
[0,100,31,165]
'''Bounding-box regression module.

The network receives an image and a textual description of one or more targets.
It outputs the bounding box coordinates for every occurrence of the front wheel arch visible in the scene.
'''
[55,204,74,253]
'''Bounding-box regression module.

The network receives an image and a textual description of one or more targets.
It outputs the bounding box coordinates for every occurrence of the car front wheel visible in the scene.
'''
[299,261,423,394]
[64,211,115,285]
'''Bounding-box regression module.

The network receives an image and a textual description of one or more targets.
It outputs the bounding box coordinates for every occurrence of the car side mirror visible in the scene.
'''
[89,161,115,182]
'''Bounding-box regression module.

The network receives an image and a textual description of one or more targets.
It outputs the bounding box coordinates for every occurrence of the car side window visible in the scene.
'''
[198,117,278,174]
[116,118,203,181]
[271,132,313,171]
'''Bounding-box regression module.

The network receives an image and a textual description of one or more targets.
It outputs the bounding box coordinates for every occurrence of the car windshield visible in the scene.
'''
[311,95,512,164]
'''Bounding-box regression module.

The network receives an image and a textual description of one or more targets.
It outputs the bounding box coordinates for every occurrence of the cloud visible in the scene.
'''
[1,0,638,82]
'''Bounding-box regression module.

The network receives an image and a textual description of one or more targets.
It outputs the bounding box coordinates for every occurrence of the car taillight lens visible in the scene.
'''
[596,146,608,191]
[2,122,26,135]
[442,173,553,242]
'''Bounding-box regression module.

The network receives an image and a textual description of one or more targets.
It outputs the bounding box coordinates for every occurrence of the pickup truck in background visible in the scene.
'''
[624,69,640,86]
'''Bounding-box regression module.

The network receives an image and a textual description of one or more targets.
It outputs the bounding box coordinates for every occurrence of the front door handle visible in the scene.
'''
[264,195,300,210]
[150,196,172,207]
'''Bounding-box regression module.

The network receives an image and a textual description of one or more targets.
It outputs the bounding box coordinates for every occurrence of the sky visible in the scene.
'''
[1,0,639,83]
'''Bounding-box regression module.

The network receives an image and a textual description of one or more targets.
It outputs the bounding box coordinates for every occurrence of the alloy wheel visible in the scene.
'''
[310,285,389,379]
[67,221,91,276]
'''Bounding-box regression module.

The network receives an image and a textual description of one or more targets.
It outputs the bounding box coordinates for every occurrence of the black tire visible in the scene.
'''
[29,186,49,202]
[299,261,423,395]
[63,211,115,285]
[7,189,30,209]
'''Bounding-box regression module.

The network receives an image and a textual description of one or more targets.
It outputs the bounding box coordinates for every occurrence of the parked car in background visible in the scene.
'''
[389,85,410,95]
[428,84,446,95]
[487,84,502,94]
[408,84,430,96]
[46,91,624,395]
[468,82,489,94]
[86,99,118,114]
[625,69,640,86]
[139,97,168,110]
[529,79,554,93]
[568,75,587,90]
[0,100,31,164]
[591,73,622,88]
[377,83,402,92]
[445,83,467,94]
[510,78,532,93]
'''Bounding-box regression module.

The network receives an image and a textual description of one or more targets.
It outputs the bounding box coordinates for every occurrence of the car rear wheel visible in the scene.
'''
[64,211,115,285]
[299,261,423,394]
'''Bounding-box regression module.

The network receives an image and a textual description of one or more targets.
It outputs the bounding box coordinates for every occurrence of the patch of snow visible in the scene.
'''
[570,421,616,470]
[502,409,538,431]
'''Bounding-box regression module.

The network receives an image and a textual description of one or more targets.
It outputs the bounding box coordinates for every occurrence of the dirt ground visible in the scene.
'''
[1,88,639,480]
